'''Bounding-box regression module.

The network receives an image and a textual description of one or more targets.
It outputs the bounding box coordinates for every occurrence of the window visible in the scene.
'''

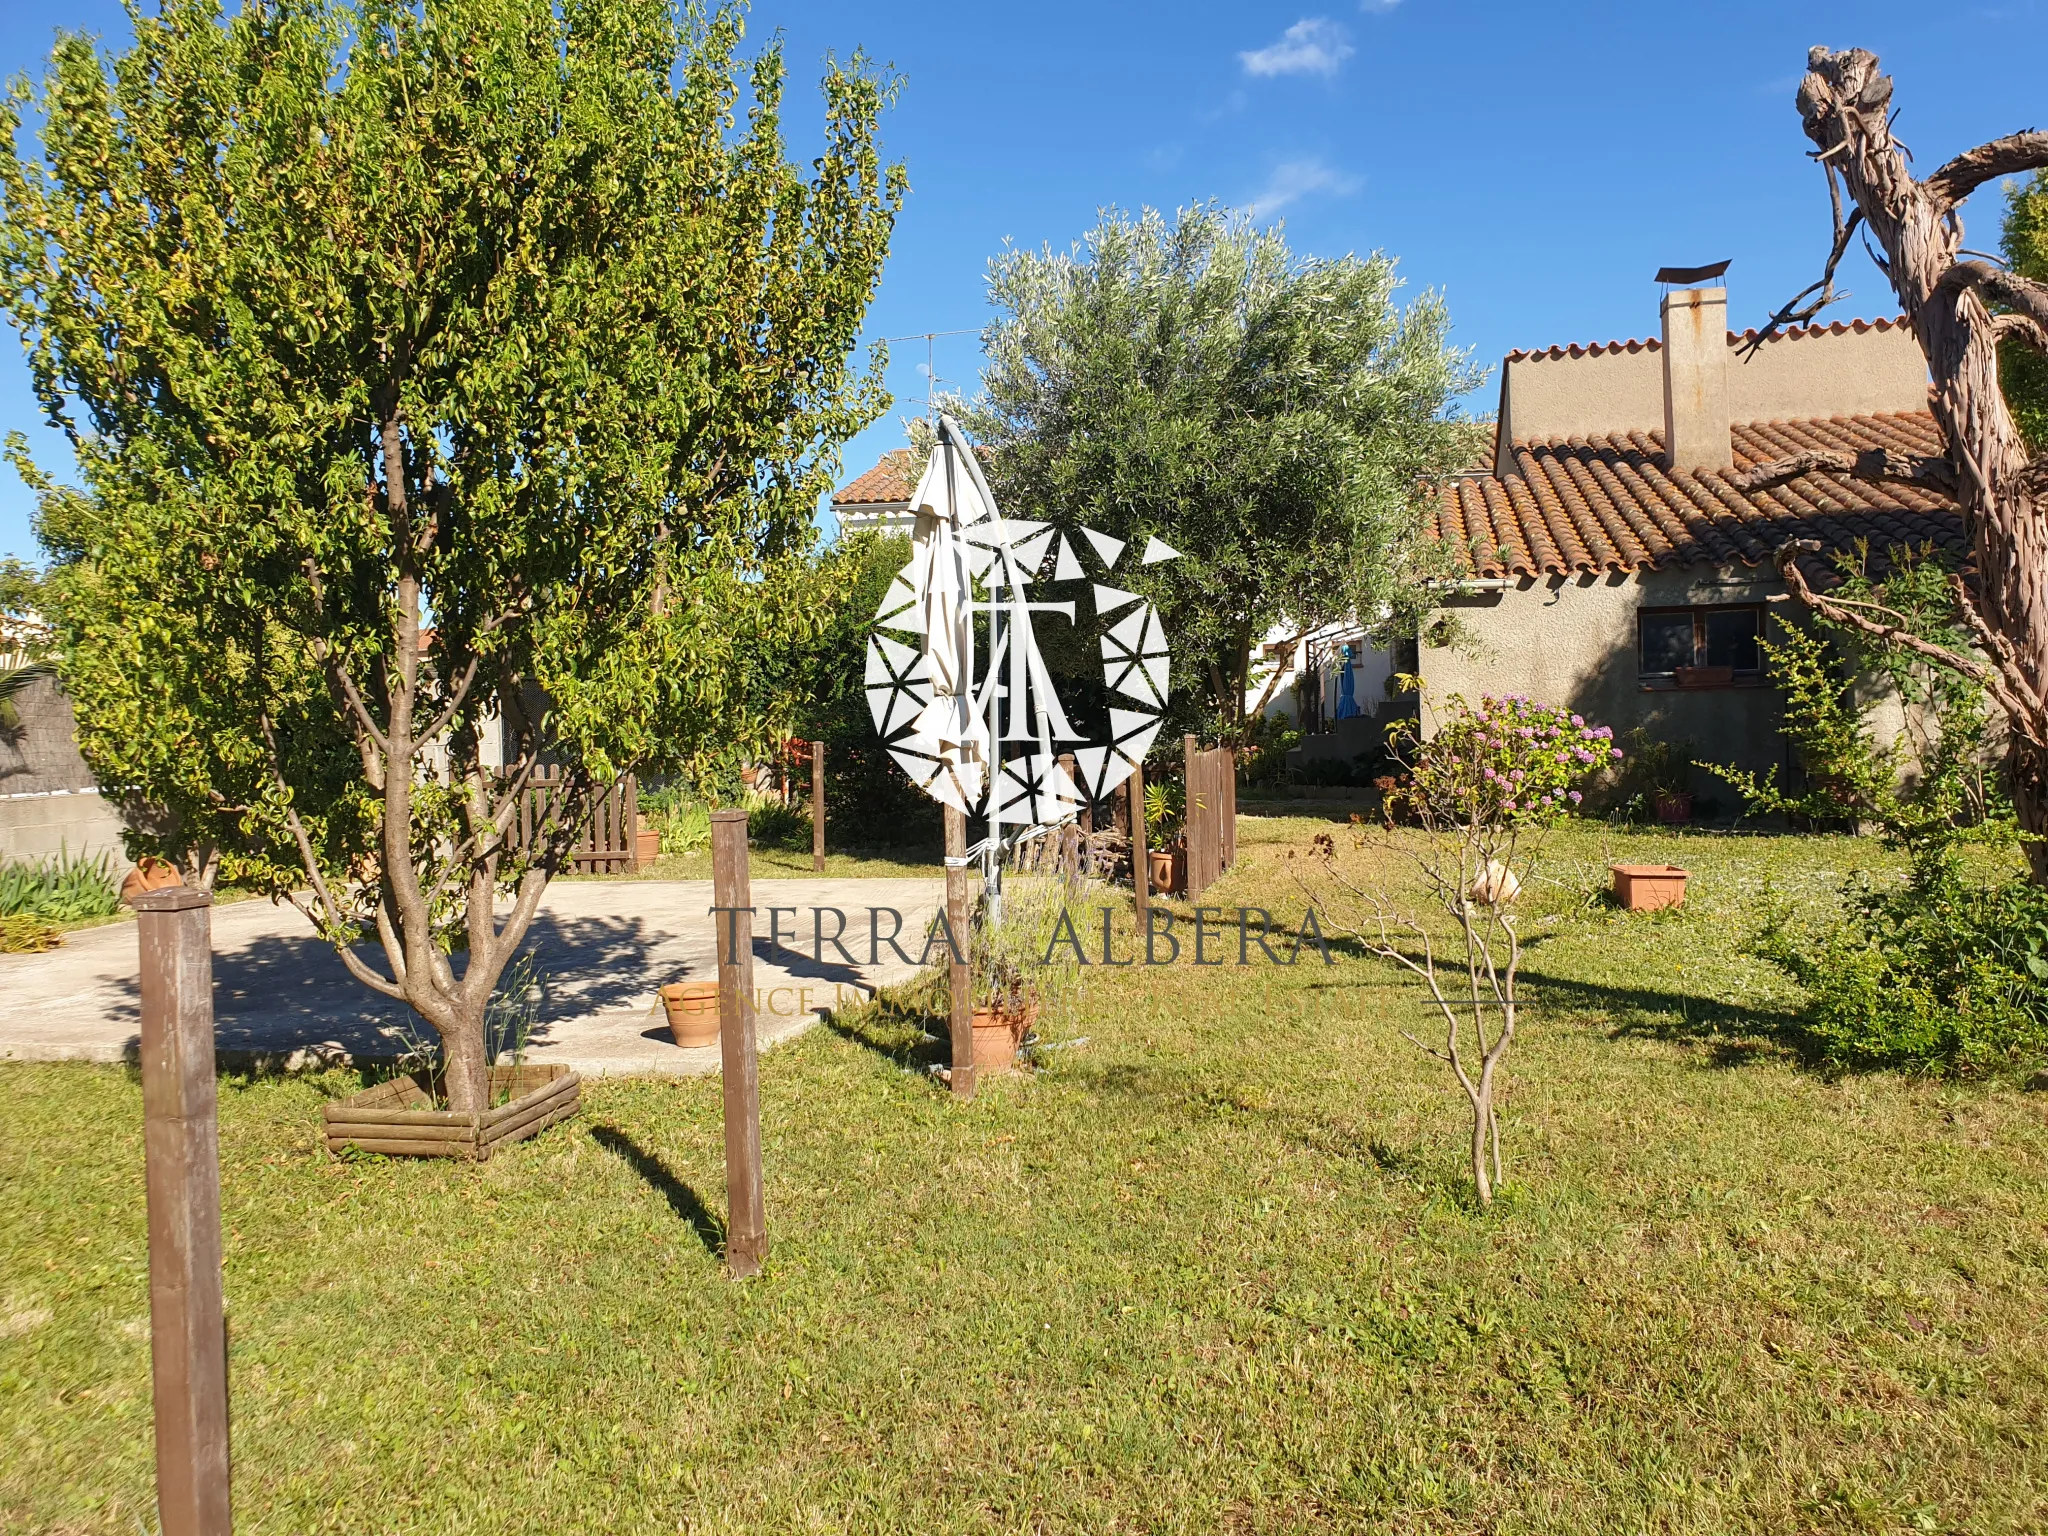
[1637,605,1764,687]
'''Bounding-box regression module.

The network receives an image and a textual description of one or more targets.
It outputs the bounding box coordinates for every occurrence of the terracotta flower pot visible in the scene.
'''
[969,1002,1035,1075]
[1610,864,1689,912]
[1147,847,1186,895]
[1674,664,1735,689]
[1653,791,1694,824]
[635,826,661,865]
[660,982,721,1048]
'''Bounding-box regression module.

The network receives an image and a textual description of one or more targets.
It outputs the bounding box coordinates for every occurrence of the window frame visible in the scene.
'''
[1636,603,1767,689]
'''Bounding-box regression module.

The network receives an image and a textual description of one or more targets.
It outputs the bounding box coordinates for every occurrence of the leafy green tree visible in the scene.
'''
[964,203,1483,740]
[2003,172,2048,454]
[1,0,901,1109]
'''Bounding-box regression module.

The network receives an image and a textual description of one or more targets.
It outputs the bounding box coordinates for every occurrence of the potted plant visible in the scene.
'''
[1142,776,1188,894]
[970,956,1037,1075]
[1621,730,1696,823]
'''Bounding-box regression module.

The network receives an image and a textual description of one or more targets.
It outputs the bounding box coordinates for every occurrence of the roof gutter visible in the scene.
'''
[1423,577,1514,593]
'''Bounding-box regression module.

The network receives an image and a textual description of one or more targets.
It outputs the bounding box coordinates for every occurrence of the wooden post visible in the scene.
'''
[810,740,826,874]
[134,887,232,1536]
[625,772,641,874]
[710,810,766,1278]
[944,803,975,1101]
[1182,734,1203,899]
[1222,748,1237,868]
[1057,752,1080,878]
[1129,763,1150,929]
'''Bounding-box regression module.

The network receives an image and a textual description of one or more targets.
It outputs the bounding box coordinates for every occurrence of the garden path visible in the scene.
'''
[0,877,945,1077]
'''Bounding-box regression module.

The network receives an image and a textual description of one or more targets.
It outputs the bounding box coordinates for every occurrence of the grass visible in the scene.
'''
[5,816,2048,1533]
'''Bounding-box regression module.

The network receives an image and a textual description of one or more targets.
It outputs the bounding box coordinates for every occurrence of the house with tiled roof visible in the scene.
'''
[1417,278,1948,792]
[831,449,918,534]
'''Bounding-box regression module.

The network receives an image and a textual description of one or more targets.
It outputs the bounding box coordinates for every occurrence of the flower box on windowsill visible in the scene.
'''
[1674,665,1736,689]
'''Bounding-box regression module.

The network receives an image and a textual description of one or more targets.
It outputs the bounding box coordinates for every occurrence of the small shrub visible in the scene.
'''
[0,912,61,952]
[0,848,122,922]
[1758,866,2048,1077]
[743,791,812,851]
[1300,693,1619,1207]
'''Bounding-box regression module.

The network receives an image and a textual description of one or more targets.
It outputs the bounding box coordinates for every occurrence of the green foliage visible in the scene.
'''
[2001,172,2048,455]
[1392,693,1617,830]
[771,530,938,847]
[1711,549,2010,866]
[1238,714,1302,788]
[1716,549,2038,1076]
[1757,866,2048,1078]
[739,789,811,852]
[640,785,713,856]
[0,847,121,922]
[964,203,1484,737]
[0,556,50,728]
[1143,775,1184,842]
[0,0,901,1066]
[0,912,60,951]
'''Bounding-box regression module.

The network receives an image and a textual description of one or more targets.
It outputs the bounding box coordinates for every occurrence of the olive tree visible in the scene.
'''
[1,0,901,1109]
[964,203,1484,738]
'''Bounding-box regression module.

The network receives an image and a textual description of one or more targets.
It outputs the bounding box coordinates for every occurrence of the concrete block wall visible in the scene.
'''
[1,674,131,871]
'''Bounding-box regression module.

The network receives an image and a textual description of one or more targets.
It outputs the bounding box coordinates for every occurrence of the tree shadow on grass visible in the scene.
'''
[589,1126,725,1259]
[1520,968,1821,1069]
[817,977,950,1074]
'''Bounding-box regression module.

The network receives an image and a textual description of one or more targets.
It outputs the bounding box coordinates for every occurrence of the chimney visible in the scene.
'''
[1660,285,1732,472]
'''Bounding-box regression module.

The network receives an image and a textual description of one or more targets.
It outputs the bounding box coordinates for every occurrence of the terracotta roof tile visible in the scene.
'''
[832,450,916,507]
[1502,315,1907,363]
[1431,410,1962,587]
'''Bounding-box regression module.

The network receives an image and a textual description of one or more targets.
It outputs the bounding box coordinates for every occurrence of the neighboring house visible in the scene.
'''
[831,450,919,535]
[1421,279,1952,789]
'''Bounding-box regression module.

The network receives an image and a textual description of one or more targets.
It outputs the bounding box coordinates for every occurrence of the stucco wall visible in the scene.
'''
[1493,322,1928,475]
[0,675,131,869]
[1419,567,1795,791]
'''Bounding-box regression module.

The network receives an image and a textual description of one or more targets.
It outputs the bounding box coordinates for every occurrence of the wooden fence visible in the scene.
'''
[506,768,640,872]
[1182,736,1237,900]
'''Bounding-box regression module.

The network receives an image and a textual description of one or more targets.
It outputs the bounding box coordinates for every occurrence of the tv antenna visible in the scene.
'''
[884,328,977,421]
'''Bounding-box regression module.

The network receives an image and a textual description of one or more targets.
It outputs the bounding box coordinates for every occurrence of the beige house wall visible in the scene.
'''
[1494,323,1928,475]
[1419,567,1796,789]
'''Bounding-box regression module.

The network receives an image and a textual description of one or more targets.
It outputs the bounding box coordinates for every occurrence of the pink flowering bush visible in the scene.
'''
[1391,693,1620,829]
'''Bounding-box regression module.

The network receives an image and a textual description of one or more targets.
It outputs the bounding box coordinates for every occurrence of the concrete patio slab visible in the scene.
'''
[0,878,946,1078]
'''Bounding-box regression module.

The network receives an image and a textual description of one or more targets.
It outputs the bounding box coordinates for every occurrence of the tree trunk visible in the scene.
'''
[1763,51,2048,879]
[1467,1081,1494,1208]
[442,1012,489,1113]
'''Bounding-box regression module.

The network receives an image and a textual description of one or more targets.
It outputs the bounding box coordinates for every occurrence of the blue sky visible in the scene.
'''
[2,0,2042,559]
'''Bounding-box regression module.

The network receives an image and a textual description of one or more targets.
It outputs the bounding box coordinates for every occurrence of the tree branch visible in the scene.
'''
[1246,630,1310,725]
[1729,447,1956,495]
[1937,261,2048,334]
[1924,130,2048,211]
[1775,540,2046,736]
[1992,312,2048,356]
[1739,170,1862,359]
[256,711,405,1004]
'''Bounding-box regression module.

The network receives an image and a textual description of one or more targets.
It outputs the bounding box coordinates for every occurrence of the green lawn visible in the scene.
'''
[5,817,2047,1533]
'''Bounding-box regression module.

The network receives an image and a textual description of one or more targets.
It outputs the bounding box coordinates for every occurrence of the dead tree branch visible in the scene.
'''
[1730,447,1956,494]
[1924,130,2048,211]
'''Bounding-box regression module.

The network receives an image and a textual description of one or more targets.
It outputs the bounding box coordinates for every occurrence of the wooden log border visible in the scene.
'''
[324,1064,580,1162]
